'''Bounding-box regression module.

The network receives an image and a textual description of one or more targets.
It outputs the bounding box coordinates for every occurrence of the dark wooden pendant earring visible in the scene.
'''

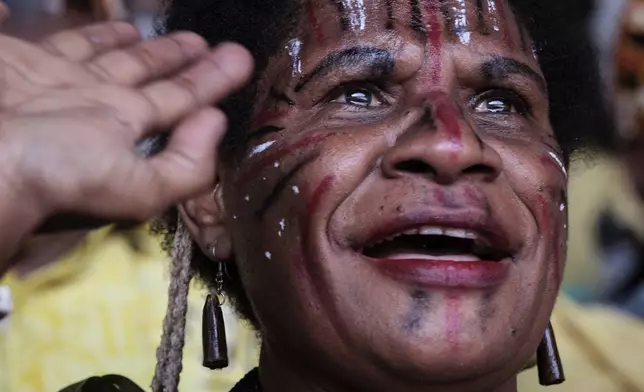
[536,322,565,386]
[202,248,229,369]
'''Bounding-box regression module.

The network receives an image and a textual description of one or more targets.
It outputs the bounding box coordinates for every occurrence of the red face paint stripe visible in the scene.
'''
[307,1,325,44]
[425,91,463,146]
[237,133,332,186]
[422,0,443,84]
[445,292,461,351]
[307,175,335,219]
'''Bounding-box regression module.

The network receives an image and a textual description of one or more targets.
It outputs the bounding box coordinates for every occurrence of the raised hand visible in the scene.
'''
[0,22,253,269]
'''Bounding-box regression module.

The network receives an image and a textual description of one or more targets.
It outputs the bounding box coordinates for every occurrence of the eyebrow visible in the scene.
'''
[294,46,395,92]
[481,56,547,93]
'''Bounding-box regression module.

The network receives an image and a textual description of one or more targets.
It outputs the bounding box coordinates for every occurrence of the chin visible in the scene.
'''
[380,325,522,374]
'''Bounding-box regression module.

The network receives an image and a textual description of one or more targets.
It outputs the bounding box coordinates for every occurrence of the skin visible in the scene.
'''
[0,0,118,281]
[183,0,567,391]
[0,22,254,275]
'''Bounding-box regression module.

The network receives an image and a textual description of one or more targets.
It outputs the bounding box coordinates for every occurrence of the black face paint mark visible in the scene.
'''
[409,0,425,34]
[478,290,496,333]
[475,0,490,35]
[386,0,395,29]
[439,0,456,41]
[330,0,349,30]
[255,154,318,220]
[295,47,395,92]
[481,56,547,94]
[402,290,431,333]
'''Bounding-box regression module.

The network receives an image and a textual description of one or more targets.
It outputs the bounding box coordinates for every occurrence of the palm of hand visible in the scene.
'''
[0,22,253,222]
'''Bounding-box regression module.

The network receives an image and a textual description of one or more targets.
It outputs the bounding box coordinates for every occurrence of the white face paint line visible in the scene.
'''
[287,38,303,76]
[249,140,277,158]
[342,0,366,31]
[548,151,568,179]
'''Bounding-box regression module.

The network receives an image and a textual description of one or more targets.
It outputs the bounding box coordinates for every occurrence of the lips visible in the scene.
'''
[353,211,514,289]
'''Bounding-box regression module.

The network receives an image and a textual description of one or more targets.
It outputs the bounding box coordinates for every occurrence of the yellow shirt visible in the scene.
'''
[518,297,644,392]
[565,153,644,288]
[0,228,259,392]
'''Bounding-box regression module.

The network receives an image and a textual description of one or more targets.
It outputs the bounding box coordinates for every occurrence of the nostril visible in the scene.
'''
[462,164,496,177]
[394,160,437,174]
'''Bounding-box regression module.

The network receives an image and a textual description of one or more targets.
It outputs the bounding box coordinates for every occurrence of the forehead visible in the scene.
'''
[290,0,528,52]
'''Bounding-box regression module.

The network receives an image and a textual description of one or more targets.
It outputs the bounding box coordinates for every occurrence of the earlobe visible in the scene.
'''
[178,184,233,260]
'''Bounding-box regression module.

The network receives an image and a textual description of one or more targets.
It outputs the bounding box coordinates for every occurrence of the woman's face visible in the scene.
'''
[220,0,566,389]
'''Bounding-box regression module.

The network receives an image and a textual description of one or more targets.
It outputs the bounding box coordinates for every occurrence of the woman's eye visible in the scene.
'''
[332,87,383,108]
[473,91,527,115]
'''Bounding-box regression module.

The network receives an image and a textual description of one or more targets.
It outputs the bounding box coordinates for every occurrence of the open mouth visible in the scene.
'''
[361,226,510,262]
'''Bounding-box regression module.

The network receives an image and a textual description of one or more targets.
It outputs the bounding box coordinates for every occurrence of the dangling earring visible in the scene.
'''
[536,322,565,386]
[202,246,229,369]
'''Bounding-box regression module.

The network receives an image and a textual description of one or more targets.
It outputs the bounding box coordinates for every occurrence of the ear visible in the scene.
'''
[178,184,233,261]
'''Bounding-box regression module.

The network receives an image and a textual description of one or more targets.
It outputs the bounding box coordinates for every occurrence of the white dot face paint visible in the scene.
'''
[265,251,272,260]
[548,151,568,179]
[249,140,276,158]
[287,38,303,76]
[232,215,238,220]
[245,195,250,201]
[292,185,300,194]
[342,0,366,31]
[278,218,286,237]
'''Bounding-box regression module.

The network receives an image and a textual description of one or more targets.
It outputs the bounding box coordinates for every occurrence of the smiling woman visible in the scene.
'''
[53,0,603,391]
[138,1,606,392]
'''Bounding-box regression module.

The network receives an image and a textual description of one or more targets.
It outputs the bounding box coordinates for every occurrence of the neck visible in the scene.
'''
[10,231,87,278]
[258,342,518,392]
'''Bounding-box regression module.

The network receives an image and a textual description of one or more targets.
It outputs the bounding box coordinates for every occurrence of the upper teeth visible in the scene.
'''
[375,226,477,244]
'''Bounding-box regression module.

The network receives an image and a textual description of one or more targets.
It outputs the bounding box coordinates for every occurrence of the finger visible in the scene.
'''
[86,32,208,86]
[139,43,253,129]
[0,34,91,86]
[147,107,226,209]
[40,21,140,63]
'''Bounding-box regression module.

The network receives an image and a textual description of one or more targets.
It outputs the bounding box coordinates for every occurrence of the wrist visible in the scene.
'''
[0,150,50,276]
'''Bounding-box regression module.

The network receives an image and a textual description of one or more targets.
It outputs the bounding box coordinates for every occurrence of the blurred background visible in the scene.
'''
[0,0,157,39]
[0,0,643,391]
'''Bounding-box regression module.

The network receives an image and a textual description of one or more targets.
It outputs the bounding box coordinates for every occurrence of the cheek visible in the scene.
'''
[495,142,567,287]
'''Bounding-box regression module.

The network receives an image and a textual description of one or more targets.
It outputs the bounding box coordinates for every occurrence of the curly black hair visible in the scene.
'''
[152,0,611,327]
